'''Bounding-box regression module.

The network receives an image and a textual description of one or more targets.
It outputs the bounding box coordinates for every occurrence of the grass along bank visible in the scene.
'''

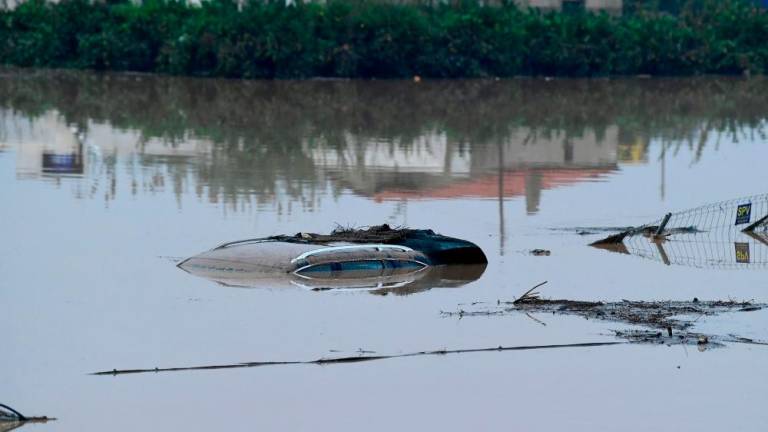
[1,0,767,78]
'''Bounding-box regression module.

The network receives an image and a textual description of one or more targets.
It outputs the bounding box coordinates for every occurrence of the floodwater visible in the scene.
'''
[1,70,767,431]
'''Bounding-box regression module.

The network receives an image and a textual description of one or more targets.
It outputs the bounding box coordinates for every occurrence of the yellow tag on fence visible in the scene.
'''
[735,242,750,263]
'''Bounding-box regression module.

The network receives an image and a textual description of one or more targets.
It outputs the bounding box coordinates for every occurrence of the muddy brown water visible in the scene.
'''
[1,69,767,431]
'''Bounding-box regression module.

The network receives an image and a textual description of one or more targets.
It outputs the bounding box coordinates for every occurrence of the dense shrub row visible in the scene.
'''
[1,0,767,78]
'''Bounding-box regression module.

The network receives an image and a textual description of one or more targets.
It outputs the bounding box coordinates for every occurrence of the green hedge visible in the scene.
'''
[1,0,767,78]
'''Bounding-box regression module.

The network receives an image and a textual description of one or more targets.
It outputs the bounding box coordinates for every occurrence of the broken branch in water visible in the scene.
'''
[513,281,548,304]
[92,341,621,377]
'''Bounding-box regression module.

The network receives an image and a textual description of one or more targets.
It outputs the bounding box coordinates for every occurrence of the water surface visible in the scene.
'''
[1,70,767,431]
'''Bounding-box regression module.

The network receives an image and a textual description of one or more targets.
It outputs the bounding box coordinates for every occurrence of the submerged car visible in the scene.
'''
[178,225,487,293]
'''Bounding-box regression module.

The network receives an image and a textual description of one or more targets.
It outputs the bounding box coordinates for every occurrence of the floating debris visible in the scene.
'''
[91,341,620,377]
[612,330,723,349]
[91,283,767,377]
[551,227,637,235]
[441,282,766,347]
[513,280,547,304]
[529,249,551,256]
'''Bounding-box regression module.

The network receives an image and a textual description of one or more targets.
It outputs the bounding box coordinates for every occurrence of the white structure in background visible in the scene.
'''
[305,125,618,213]
[307,126,617,176]
[517,0,622,12]
[475,126,619,169]
[1,107,624,214]
[87,123,213,159]
[304,130,472,176]
[0,109,213,179]
[2,111,84,178]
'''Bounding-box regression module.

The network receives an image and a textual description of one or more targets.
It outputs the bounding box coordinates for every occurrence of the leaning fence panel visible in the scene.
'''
[591,193,768,269]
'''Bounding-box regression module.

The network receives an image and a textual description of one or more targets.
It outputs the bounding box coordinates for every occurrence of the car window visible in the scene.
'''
[296,263,334,274]
[297,259,423,277]
[338,260,384,271]
[391,260,424,269]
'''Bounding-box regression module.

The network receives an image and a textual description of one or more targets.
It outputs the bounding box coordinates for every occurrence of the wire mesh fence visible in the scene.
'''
[640,193,768,234]
[591,193,768,269]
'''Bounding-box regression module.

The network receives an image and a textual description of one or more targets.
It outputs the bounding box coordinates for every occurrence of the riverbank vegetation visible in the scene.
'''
[1,0,767,78]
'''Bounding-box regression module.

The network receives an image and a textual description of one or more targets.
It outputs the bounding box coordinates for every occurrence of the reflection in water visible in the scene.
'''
[0,423,23,432]
[594,231,768,270]
[1,70,767,215]
[3,72,768,432]
[10,111,84,178]
[182,262,487,296]
[0,419,51,432]
[306,126,616,213]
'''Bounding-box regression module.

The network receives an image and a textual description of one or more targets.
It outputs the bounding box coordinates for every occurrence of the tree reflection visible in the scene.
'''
[1,70,766,213]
